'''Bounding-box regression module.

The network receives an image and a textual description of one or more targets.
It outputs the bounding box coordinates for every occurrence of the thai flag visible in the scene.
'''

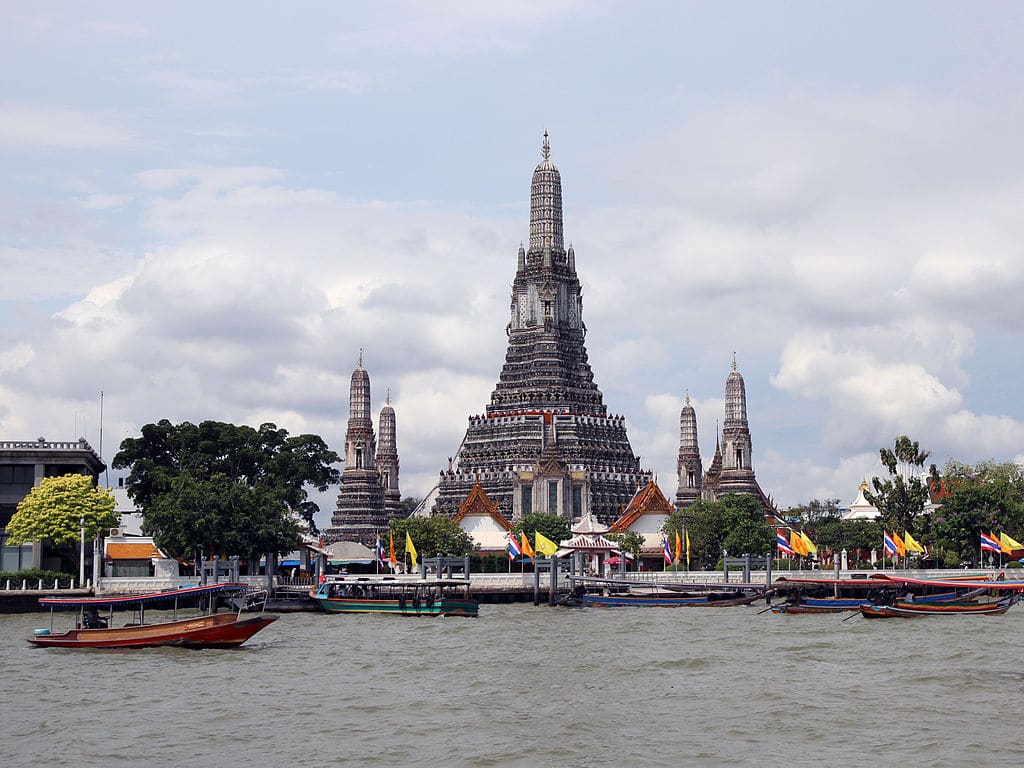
[883,531,898,557]
[375,535,385,566]
[980,531,1001,553]
[777,531,796,556]
[663,537,673,565]
[508,534,523,561]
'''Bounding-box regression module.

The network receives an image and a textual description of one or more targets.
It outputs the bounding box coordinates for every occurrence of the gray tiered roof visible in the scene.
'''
[433,133,651,525]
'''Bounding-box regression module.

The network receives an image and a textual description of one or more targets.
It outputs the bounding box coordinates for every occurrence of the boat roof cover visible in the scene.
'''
[39,582,250,607]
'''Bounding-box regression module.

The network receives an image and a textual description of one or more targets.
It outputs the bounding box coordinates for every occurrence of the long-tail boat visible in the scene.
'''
[770,574,1003,614]
[309,576,479,617]
[580,589,769,607]
[28,583,277,649]
[566,576,770,607]
[860,595,1016,618]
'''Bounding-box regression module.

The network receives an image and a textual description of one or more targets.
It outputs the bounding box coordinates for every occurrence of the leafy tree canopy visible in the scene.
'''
[511,513,571,545]
[6,474,117,548]
[112,420,341,560]
[661,494,771,566]
[607,530,645,562]
[865,435,937,532]
[390,515,474,560]
[785,498,841,524]
[931,459,1024,563]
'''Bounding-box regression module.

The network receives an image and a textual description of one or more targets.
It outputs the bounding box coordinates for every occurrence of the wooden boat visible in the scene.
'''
[770,574,1007,614]
[580,589,769,607]
[28,583,277,649]
[859,595,1016,618]
[310,576,479,617]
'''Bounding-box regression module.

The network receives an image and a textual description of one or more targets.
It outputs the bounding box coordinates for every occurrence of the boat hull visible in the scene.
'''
[310,595,478,617]
[581,592,765,608]
[860,600,1013,618]
[28,613,279,649]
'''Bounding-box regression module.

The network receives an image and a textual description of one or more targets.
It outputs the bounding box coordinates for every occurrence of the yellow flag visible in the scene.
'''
[799,531,817,555]
[1000,532,1024,554]
[520,531,535,562]
[903,531,926,553]
[534,531,559,557]
[675,530,682,563]
[405,532,418,568]
[790,530,808,556]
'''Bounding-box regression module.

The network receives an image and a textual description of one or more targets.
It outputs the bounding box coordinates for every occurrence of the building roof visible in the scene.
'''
[452,482,511,530]
[611,480,674,532]
[106,541,162,560]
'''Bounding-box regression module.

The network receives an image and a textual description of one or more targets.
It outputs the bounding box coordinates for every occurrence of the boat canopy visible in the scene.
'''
[38,582,250,607]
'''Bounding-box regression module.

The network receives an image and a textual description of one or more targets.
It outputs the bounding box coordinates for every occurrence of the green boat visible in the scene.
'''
[310,576,479,617]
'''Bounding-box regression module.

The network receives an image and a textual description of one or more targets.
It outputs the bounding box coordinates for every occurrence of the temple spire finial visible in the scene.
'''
[732,352,737,371]
[386,388,391,405]
[541,129,550,161]
[685,389,690,406]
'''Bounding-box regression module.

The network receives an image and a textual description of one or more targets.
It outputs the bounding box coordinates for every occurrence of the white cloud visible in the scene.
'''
[0,102,137,150]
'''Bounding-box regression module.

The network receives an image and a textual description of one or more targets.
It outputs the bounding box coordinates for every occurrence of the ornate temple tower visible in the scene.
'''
[718,355,758,495]
[432,133,652,525]
[377,391,403,519]
[675,393,703,509]
[329,353,386,545]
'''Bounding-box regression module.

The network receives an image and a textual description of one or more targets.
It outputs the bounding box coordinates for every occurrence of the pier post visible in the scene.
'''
[722,549,729,583]
[765,556,772,603]
[533,563,541,606]
[742,554,751,583]
[549,558,557,606]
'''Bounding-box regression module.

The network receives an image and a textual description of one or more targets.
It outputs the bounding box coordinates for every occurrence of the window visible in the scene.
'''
[0,465,34,485]
[548,481,559,514]
[355,447,363,469]
[572,486,582,518]
[521,486,533,514]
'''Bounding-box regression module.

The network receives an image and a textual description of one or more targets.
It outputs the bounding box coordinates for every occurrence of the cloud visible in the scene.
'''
[0,103,137,150]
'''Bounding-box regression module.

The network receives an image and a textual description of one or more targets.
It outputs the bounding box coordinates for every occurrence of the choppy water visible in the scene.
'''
[3,603,1024,767]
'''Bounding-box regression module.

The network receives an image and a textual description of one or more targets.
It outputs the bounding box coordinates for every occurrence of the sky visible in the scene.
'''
[3,1,1024,529]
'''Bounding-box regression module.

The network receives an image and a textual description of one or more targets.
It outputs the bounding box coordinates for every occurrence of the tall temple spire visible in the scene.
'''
[675,389,703,508]
[330,356,387,546]
[529,130,564,253]
[719,359,756,492]
[433,134,651,525]
[377,394,402,518]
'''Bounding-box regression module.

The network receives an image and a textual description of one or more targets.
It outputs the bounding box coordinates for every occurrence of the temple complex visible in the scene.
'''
[328,354,403,545]
[430,133,652,525]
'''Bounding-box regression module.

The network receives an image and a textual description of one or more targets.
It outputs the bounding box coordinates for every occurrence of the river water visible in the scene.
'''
[3,603,1023,767]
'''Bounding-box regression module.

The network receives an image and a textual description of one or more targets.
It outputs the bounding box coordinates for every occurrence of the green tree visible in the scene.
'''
[511,513,571,546]
[865,435,936,533]
[785,498,841,524]
[720,493,773,557]
[931,459,1024,563]
[390,515,474,560]
[112,420,341,561]
[607,531,645,568]
[5,474,118,572]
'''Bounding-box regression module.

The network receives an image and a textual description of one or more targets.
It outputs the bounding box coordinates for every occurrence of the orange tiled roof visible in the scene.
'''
[106,542,161,560]
[453,483,512,531]
[610,481,673,532]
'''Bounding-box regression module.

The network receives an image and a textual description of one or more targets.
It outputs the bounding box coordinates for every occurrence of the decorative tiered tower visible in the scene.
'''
[718,355,757,495]
[377,391,402,519]
[674,393,703,508]
[329,353,401,545]
[432,132,651,525]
